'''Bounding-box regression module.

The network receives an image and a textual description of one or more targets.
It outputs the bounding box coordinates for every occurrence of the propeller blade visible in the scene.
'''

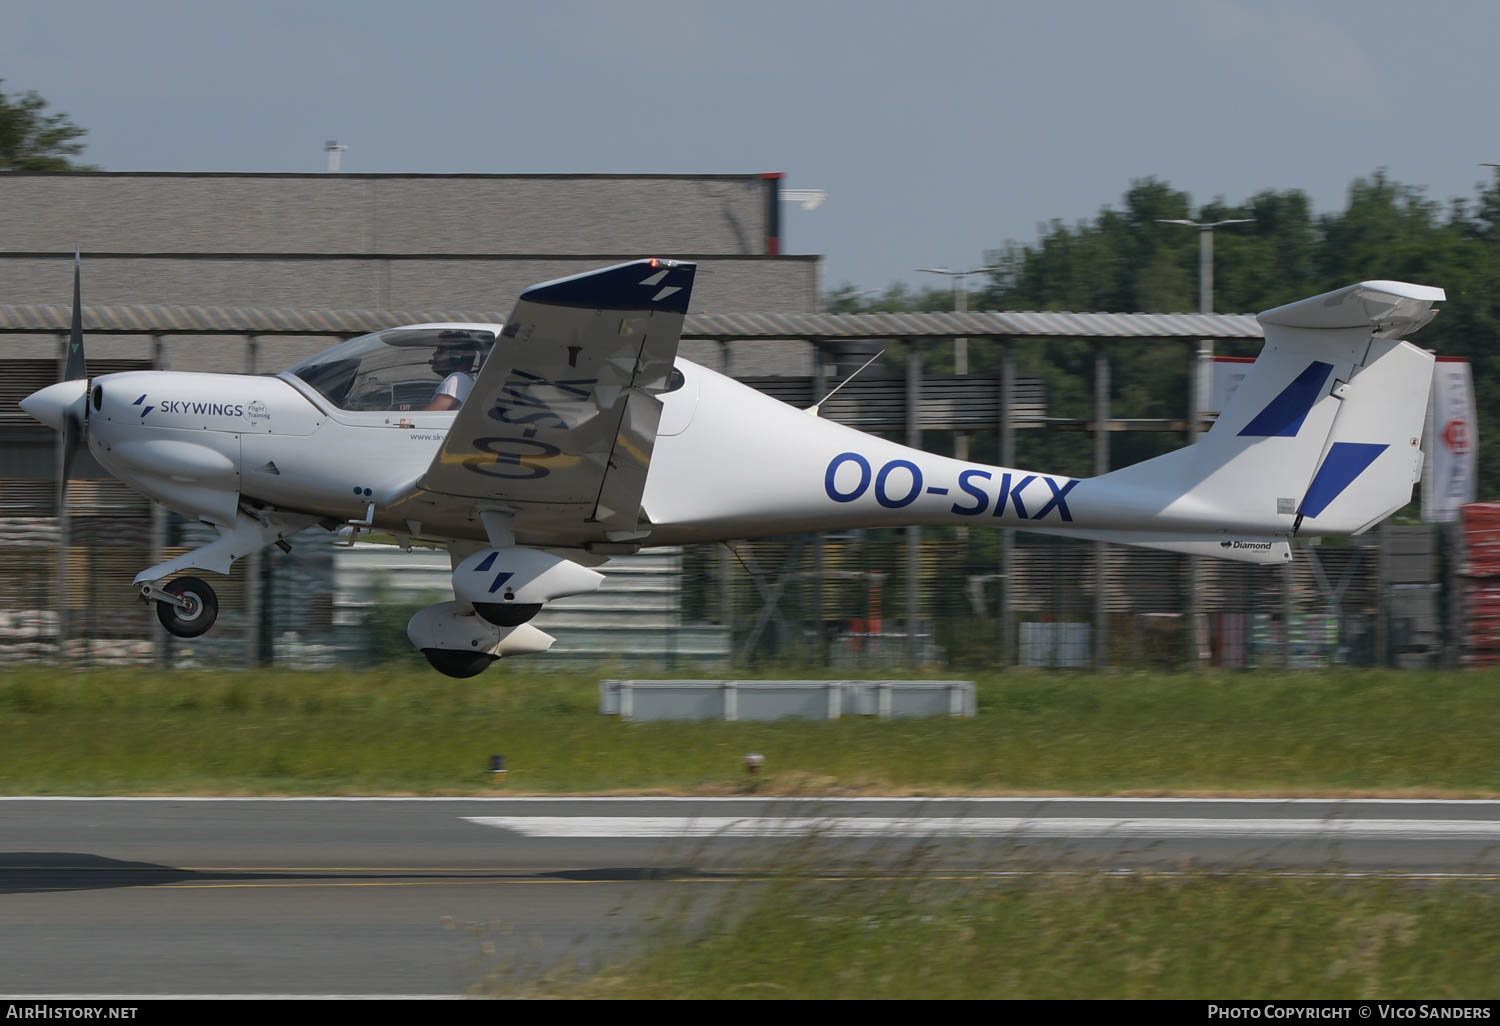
[58,250,87,513]
[58,406,81,514]
[64,249,86,381]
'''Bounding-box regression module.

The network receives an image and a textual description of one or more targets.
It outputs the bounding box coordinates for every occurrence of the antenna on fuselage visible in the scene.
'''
[806,348,885,417]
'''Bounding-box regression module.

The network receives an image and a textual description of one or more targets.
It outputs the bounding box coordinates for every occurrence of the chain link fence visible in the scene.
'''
[0,490,1448,671]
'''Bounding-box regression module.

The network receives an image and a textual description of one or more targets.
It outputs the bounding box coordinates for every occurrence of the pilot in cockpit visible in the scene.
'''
[425,336,478,412]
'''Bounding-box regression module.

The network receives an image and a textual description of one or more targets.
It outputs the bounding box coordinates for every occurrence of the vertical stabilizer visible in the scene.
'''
[1093,281,1442,539]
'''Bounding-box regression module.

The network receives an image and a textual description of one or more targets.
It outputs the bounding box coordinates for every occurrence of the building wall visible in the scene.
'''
[0,173,777,255]
[0,172,820,375]
[0,254,818,311]
[0,172,822,669]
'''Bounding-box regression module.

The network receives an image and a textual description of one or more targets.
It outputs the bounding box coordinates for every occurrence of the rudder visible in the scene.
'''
[1292,337,1432,535]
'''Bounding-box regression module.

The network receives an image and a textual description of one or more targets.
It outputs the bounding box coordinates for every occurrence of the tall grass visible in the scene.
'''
[549,865,1500,999]
[0,665,1497,795]
[468,819,1500,999]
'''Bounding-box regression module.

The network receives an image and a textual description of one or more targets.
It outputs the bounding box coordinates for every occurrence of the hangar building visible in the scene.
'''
[0,171,819,371]
[0,171,821,666]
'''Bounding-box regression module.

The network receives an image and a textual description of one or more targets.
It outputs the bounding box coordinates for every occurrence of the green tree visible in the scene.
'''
[969,173,1500,497]
[843,172,1500,497]
[0,80,95,170]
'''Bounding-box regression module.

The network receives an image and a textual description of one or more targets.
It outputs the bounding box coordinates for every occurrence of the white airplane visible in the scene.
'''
[20,258,1442,676]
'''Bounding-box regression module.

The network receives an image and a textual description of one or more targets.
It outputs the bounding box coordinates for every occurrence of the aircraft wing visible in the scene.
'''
[416,259,696,537]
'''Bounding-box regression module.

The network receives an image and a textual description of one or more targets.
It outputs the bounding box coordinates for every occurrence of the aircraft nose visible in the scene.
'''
[18,379,87,432]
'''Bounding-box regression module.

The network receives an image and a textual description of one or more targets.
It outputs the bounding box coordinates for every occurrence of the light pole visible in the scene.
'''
[1157,217,1254,315]
[917,266,998,466]
[1157,217,1253,671]
[827,285,881,311]
[1156,218,1254,435]
[916,265,998,375]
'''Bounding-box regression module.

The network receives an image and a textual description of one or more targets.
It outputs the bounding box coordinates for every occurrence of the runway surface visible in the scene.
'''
[5,796,1500,997]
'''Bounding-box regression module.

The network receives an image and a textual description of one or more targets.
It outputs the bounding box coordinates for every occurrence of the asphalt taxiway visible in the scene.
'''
[5,796,1499,997]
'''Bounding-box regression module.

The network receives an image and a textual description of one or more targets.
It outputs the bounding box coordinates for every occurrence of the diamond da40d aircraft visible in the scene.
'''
[20,258,1442,676]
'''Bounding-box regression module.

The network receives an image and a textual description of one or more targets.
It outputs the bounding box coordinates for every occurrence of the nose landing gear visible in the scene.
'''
[144,576,220,638]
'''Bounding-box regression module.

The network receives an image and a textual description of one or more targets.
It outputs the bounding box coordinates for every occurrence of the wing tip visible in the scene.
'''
[521,259,698,314]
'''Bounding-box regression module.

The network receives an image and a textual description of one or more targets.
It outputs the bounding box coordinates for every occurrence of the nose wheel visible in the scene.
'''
[151,576,220,638]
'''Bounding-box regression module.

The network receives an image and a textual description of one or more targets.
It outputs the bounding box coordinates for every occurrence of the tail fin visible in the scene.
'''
[1098,281,1441,545]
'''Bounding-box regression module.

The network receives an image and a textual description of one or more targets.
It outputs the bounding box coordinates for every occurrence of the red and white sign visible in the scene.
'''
[1423,358,1476,523]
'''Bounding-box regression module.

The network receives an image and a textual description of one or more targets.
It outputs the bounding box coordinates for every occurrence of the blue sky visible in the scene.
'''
[5,0,1498,297]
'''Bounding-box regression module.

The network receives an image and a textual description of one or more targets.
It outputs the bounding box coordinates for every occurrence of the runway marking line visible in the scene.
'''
[462,814,1500,840]
[6,796,1500,804]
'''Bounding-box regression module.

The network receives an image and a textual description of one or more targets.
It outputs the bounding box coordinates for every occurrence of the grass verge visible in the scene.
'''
[0,664,1497,795]
[537,866,1500,999]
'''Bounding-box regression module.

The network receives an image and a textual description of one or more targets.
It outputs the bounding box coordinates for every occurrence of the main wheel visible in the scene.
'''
[156,576,219,638]
[423,648,496,678]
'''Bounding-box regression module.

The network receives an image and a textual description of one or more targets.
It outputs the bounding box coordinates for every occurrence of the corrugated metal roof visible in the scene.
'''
[0,303,1265,339]
[0,304,492,335]
[685,310,1263,339]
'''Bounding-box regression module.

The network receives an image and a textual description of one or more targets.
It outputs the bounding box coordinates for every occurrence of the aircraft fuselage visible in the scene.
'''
[79,356,1289,565]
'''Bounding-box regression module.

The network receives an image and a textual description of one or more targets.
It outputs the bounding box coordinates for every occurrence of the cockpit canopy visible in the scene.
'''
[286,326,497,411]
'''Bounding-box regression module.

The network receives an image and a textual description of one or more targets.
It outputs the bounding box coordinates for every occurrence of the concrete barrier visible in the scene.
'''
[600,679,975,721]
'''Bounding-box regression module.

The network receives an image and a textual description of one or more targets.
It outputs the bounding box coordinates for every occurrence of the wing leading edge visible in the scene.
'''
[417,259,696,540]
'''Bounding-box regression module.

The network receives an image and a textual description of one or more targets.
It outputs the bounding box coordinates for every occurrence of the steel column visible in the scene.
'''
[1094,343,1110,668]
[719,339,735,652]
[243,335,263,667]
[149,334,170,666]
[999,340,1015,669]
[812,344,827,666]
[1446,521,1462,668]
[1282,555,1295,668]
[906,344,922,666]
[954,285,969,466]
[1186,341,1203,668]
[1376,520,1391,666]
[53,333,70,662]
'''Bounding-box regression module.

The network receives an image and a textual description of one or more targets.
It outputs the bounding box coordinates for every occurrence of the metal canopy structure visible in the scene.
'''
[686,309,1262,341]
[0,303,1265,340]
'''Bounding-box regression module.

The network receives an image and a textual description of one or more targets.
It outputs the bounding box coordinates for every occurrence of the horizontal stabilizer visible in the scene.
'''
[1258,280,1445,338]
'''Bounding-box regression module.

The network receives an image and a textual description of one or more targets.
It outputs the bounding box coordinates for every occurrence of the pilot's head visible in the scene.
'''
[431,338,476,377]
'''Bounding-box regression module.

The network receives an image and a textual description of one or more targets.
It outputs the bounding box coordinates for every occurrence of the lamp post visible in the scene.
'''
[916,265,998,376]
[1157,218,1253,314]
[916,266,998,466]
[827,285,880,312]
[1156,218,1254,437]
[1157,217,1253,670]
